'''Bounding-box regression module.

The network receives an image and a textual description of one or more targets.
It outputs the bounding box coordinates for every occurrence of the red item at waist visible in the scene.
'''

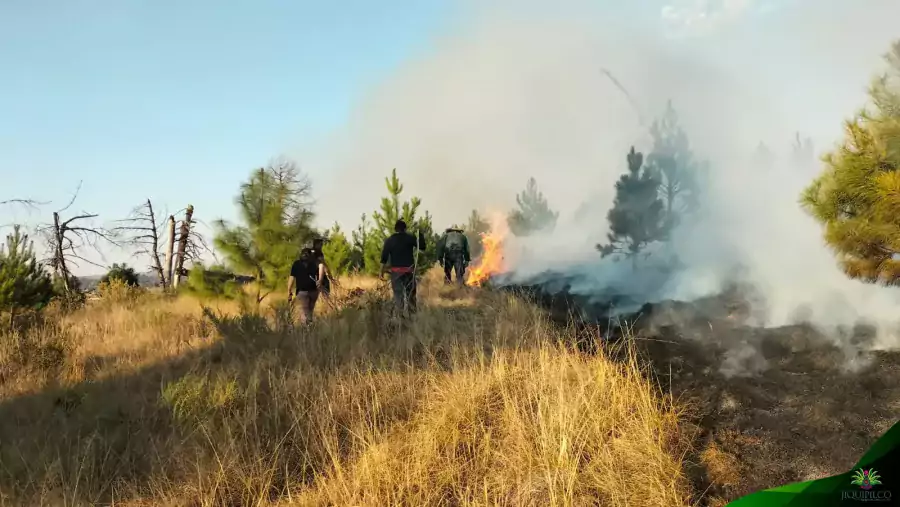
[389,266,413,274]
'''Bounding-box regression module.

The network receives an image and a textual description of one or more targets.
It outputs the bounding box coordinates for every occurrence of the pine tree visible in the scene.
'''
[0,225,54,325]
[322,223,353,276]
[364,169,436,275]
[100,263,140,287]
[597,147,667,269]
[645,101,705,232]
[465,209,490,259]
[507,177,558,236]
[182,263,243,301]
[349,213,373,273]
[802,41,900,283]
[213,162,316,303]
[414,210,439,275]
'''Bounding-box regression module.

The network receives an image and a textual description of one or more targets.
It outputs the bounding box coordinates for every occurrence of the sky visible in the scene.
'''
[0,0,450,273]
[2,0,899,275]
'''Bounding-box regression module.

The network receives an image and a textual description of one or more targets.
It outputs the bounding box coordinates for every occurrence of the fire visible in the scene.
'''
[466,213,509,287]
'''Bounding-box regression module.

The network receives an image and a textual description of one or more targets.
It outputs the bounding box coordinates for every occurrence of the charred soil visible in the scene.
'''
[505,281,900,505]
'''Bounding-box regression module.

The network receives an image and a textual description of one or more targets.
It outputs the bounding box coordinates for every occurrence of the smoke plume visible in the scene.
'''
[314,0,900,367]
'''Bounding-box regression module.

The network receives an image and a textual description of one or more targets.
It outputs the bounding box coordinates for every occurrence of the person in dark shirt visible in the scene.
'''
[380,219,426,315]
[287,247,324,324]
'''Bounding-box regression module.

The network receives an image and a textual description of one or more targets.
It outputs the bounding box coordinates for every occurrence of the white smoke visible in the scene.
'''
[661,0,760,37]
[314,0,900,355]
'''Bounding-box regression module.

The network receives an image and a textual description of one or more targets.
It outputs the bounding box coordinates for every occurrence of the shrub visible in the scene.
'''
[182,263,246,301]
[96,278,144,307]
[100,263,141,287]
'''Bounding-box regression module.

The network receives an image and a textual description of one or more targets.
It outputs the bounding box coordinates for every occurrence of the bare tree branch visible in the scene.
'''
[57,181,83,214]
[112,199,169,288]
[179,216,216,264]
[0,198,48,210]
[60,214,98,228]
[36,183,117,294]
[0,199,48,233]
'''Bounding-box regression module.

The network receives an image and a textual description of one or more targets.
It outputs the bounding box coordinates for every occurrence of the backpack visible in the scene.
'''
[445,231,465,255]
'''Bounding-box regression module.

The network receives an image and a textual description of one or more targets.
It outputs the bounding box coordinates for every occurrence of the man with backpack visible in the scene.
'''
[287,245,325,324]
[380,219,427,315]
[436,225,471,286]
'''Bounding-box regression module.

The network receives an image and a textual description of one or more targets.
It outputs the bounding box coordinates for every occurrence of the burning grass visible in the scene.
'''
[0,271,692,506]
[466,213,509,288]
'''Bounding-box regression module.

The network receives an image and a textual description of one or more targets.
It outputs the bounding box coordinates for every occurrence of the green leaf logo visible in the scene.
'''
[850,468,883,490]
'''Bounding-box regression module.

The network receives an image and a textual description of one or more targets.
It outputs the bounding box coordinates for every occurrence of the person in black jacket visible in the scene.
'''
[380,219,426,315]
[287,247,325,324]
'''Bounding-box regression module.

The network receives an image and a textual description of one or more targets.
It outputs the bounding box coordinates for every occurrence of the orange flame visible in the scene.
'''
[466,214,509,287]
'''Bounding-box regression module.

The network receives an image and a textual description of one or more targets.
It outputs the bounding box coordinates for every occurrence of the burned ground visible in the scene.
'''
[504,280,900,504]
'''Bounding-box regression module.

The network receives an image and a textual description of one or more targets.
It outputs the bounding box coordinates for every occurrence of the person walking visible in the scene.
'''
[287,246,325,324]
[380,219,426,315]
[436,225,470,286]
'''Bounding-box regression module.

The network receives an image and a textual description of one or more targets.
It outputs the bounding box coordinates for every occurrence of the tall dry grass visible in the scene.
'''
[0,274,692,506]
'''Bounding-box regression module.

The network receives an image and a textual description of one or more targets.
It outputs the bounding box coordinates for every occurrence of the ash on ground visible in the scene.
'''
[503,279,900,504]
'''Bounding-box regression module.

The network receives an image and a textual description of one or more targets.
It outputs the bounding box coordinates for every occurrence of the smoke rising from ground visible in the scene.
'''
[315,0,900,363]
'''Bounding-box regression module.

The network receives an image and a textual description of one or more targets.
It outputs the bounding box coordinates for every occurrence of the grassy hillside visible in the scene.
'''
[0,271,691,506]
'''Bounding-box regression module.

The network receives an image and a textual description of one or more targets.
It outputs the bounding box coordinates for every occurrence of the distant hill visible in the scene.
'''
[77,269,254,291]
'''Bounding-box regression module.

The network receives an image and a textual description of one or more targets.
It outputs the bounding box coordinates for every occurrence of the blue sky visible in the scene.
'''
[0,0,721,224]
[0,0,452,271]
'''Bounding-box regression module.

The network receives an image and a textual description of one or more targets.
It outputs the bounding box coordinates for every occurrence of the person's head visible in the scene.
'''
[300,247,314,260]
[312,238,324,249]
[394,220,407,233]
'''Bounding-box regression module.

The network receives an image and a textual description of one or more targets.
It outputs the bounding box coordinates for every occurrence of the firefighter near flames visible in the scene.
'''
[436,226,471,286]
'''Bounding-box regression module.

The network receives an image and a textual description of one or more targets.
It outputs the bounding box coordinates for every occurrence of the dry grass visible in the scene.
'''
[699,442,741,488]
[0,272,692,506]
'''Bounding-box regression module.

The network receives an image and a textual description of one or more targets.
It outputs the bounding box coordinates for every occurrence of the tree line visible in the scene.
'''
[3,38,900,321]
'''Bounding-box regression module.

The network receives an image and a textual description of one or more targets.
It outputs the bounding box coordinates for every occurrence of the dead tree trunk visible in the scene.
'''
[113,199,171,288]
[165,215,176,287]
[146,200,165,288]
[52,211,71,293]
[39,182,116,295]
[172,205,194,289]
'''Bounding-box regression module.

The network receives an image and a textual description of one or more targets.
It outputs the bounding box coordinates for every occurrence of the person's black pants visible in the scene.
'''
[390,271,417,314]
[294,290,319,323]
[443,256,466,285]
